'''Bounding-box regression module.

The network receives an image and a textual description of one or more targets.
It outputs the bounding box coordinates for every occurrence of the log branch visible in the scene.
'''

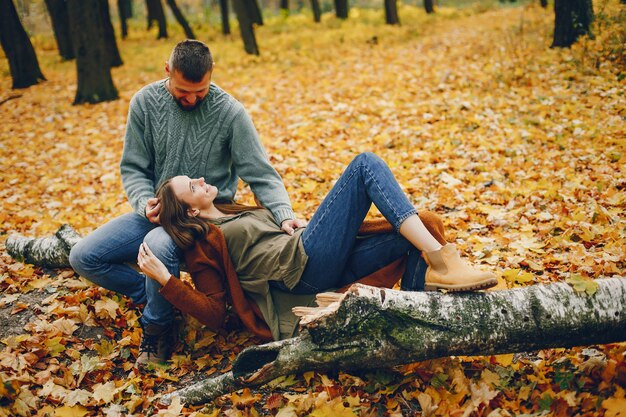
[163,278,626,405]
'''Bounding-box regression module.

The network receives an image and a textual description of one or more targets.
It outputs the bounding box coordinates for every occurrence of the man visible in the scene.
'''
[69,40,303,365]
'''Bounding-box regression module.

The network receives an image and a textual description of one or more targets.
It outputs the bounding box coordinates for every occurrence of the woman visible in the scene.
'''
[137,153,496,347]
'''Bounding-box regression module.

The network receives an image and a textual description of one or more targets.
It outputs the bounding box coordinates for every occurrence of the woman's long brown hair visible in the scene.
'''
[156,179,260,250]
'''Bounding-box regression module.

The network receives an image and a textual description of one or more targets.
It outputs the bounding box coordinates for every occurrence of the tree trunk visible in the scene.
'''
[310,0,321,23]
[232,0,259,55]
[146,0,168,39]
[540,0,548,8]
[334,0,348,19]
[164,279,626,405]
[118,0,132,38]
[165,0,195,39]
[219,0,230,34]
[0,0,46,89]
[6,225,81,268]
[385,0,399,24]
[243,0,263,25]
[67,0,119,104]
[551,0,593,48]
[44,0,74,60]
[280,0,289,15]
[99,0,123,67]
[424,0,434,14]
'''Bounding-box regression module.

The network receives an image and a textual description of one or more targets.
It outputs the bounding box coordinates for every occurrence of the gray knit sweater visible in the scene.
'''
[120,80,295,225]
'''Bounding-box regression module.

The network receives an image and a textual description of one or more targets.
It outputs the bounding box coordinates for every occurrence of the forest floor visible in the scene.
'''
[0,1,625,416]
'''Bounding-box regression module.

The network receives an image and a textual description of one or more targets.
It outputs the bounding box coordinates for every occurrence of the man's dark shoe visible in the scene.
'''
[136,323,178,366]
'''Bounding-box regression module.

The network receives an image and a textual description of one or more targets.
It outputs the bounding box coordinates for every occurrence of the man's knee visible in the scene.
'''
[69,238,95,275]
[143,228,180,262]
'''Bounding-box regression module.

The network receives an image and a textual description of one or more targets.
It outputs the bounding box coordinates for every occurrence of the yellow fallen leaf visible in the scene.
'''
[54,406,89,417]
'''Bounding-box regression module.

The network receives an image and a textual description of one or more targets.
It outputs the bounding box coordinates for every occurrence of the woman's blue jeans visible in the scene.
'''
[282,152,427,294]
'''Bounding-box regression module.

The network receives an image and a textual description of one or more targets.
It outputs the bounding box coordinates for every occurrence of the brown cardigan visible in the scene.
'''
[159,211,447,341]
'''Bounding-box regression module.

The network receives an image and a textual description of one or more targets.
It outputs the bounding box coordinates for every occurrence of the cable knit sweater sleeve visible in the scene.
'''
[229,107,295,225]
[120,91,155,218]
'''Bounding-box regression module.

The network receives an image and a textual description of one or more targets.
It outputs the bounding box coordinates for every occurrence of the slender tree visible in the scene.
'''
[385,0,399,24]
[219,0,230,34]
[311,0,321,22]
[67,0,118,104]
[334,0,348,19]
[552,0,593,47]
[146,0,168,39]
[165,0,196,38]
[232,0,259,55]
[243,0,263,25]
[99,0,123,67]
[0,0,46,89]
[44,0,74,60]
[280,0,289,15]
[424,0,434,14]
[118,0,133,38]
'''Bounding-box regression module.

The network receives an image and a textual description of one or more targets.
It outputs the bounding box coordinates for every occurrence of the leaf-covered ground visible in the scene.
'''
[1,1,625,416]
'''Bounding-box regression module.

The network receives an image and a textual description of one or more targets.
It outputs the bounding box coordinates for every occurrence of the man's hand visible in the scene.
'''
[137,243,170,286]
[146,197,161,225]
[281,218,308,236]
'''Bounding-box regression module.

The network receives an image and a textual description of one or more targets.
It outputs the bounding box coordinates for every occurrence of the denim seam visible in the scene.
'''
[349,234,403,254]
[396,209,418,232]
[84,232,147,269]
[363,163,415,231]
[302,164,361,247]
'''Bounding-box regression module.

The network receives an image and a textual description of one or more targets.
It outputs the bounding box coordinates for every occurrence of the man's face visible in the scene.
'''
[165,65,211,111]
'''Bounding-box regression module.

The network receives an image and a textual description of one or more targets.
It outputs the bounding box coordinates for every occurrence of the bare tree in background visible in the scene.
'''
[0,0,46,89]
[165,0,196,39]
[67,0,118,104]
[118,0,133,38]
[385,0,400,24]
[44,0,74,60]
[146,0,168,38]
[335,0,348,19]
[311,0,321,22]
[424,0,434,14]
[552,0,593,47]
[99,0,123,67]
[232,0,259,55]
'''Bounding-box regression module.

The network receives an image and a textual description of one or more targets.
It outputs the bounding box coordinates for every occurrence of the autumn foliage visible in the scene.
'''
[0,2,625,416]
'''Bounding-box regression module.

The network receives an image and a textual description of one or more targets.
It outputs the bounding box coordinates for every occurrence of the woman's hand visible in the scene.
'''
[137,242,171,286]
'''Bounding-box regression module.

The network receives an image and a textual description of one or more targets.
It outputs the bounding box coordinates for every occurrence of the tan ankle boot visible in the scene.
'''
[423,244,497,292]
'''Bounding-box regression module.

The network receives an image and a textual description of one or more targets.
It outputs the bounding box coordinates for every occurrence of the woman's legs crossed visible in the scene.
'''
[294,152,419,293]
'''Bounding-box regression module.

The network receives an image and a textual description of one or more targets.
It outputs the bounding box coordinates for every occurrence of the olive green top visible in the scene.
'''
[209,209,309,339]
[210,209,308,289]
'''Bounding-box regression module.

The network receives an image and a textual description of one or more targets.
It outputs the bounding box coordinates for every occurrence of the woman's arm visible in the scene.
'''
[139,243,227,331]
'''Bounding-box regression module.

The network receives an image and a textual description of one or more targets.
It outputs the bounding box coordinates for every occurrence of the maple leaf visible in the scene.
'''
[52,405,89,417]
[157,396,185,416]
[566,274,599,296]
[416,392,438,417]
[92,381,118,404]
[94,298,119,320]
[275,405,298,417]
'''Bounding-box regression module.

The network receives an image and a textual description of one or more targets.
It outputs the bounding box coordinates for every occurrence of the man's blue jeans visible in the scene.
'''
[69,213,182,327]
[284,152,427,294]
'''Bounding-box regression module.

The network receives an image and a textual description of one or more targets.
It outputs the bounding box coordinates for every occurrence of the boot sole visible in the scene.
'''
[424,278,498,292]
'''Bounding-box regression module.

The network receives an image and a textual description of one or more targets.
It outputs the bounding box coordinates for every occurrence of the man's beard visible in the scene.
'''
[175,97,204,111]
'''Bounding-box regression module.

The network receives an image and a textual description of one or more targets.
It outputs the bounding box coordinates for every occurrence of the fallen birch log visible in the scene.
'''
[164,278,626,405]
[6,225,81,268]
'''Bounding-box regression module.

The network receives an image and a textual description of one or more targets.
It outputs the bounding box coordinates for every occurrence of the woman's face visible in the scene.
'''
[170,176,218,211]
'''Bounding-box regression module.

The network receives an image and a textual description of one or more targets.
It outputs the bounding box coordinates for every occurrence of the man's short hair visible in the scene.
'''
[168,40,214,82]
